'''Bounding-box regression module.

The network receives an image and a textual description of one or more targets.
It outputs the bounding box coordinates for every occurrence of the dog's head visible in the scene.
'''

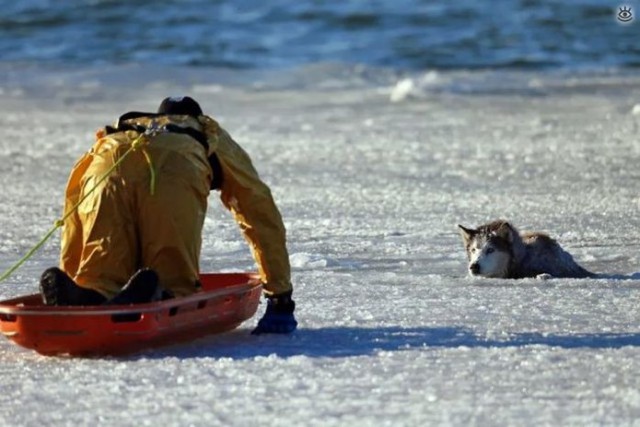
[458,221,515,278]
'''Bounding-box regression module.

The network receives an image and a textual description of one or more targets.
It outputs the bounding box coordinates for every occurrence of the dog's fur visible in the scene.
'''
[458,220,595,279]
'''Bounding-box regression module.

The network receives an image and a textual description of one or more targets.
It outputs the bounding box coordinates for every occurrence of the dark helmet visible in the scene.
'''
[157,96,203,116]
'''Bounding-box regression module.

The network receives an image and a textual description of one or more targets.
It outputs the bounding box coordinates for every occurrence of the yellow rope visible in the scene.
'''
[0,131,155,282]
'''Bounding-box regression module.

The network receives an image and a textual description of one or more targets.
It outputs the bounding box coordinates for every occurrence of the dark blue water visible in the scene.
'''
[0,0,639,70]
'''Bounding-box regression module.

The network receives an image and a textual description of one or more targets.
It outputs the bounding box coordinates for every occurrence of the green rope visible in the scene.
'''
[0,132,155,282]
[0,223,62,282]
[140,148,156,195]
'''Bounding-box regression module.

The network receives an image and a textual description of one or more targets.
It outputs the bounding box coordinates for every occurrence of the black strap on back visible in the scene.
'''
[105,123,146,135]
[103,112,224,190]
[164,124,208,151]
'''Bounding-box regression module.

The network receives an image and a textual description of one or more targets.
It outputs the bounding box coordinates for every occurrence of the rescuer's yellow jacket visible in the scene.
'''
[60,113,291,298]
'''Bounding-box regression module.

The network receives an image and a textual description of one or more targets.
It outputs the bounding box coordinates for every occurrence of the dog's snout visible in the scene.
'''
[470,263,480,275]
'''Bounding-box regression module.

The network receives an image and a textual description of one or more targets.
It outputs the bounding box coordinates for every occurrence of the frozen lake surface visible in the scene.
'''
[1,64,640,426]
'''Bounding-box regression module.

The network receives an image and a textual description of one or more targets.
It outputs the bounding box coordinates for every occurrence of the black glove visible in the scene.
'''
[251,291,298,335]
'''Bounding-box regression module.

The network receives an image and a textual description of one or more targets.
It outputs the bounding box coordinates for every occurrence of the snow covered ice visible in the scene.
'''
[1,64,640,426]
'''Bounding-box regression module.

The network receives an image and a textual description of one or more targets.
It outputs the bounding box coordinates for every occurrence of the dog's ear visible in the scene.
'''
[458,225,476,245]
[495,221,514,242]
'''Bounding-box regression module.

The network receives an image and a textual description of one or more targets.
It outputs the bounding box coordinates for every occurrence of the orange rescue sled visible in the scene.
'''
[0,272,262,356]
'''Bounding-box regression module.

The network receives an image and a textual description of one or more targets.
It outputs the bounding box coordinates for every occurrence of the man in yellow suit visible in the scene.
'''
[39,96,296,334]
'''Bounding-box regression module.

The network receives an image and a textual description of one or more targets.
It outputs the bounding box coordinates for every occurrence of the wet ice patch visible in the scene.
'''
[290,253,340,269]
[289,253,363,270]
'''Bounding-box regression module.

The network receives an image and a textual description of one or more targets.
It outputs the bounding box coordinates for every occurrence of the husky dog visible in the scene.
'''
[458,220,595,279]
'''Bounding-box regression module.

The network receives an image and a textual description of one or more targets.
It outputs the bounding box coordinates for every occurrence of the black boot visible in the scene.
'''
[251,291,297,335]
[106,268,162,305]
[39,267,107,306]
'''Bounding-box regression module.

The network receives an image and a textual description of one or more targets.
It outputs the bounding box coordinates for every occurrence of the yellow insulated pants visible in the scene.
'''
[60,131,212,298]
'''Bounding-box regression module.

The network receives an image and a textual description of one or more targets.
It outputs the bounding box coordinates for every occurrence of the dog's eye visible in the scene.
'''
[486,248,494,254]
